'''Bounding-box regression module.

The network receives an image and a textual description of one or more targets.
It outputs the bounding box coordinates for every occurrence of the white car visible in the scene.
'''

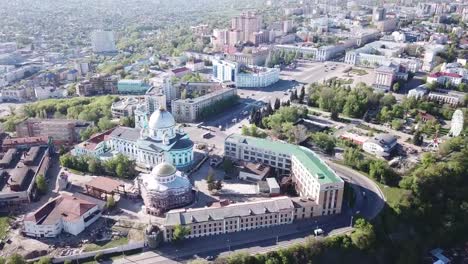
[314,228,324,236]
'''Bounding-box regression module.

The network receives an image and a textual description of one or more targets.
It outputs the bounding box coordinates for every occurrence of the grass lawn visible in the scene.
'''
[83,237,129,252]
[350,69,368,76]
[67,168,85,175]
[332,161,409,208]
[377,183,410,207]
[0,217,10,239]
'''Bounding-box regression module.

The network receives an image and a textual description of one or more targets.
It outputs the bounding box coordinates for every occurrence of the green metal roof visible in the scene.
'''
[226,134,342,184]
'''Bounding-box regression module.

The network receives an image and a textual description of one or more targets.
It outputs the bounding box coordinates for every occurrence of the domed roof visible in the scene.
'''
[152,162,176,178]
[148,107,176,131]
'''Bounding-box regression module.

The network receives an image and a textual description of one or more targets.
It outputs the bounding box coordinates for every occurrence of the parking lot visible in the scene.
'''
[281,60,375,87]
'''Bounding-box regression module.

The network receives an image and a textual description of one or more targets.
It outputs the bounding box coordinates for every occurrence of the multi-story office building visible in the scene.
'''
[427,72,464,86]
[134,87,167,129]
[212,29,229,51]
[16,119,92,144]
[163,195,327,241]
[111,97,143,118]
[428,90,464,106]
[225,47,270,66]
[372,7,386,22]
[90,30,117,53]
[212,59,238,83]
[224,134,344,216]
[374,66,397,91]
[76,74,118,97]
[163,197,295,241]
[171,88,237,122]
[236,66,280,88]
[344,41,422,72]
[212,59,279,88]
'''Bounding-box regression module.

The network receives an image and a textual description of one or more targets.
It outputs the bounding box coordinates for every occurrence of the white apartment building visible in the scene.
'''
[163,197,295,241]
[236,67,280,88]
[23,194,101,237]
[212,59,279,88]
[212,59,238,83]
[224,134,344,216]
[171,88,237,122]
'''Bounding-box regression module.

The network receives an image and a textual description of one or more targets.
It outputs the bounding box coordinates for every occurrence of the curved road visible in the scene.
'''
[327,161,386,220]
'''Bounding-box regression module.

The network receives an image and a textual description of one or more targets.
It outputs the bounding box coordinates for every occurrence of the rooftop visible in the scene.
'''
[109,126,141,142]
[24,194,97,224]
[165,197,294,226]
[85,176,124,194]
[428,72,462,78]
[226,134,342,184]
[240,161,271,178]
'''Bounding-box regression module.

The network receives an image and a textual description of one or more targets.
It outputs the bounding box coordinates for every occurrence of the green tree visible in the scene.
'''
[391,119,403,130]
[106,195,116,209]
[6,254,26,264]
[120,116,135,127]
[310,132,335,154]
[34,257,51,264]
[172,225,191,242]
[343,147,362,169]
[369,160,394,184]
[35,174,47,194]
[97,117,115,131]
[392,82,402,92]
[206,168,215,184]
[351,218,376,250]
[88,158,101,175]
[380,94,396,108]
[115,163,125,178]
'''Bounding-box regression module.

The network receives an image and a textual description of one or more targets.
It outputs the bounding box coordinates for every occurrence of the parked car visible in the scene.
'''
[314,228,324,236]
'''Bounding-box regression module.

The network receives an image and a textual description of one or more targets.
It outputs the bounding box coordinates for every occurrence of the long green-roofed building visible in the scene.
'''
[225,134,344,217]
